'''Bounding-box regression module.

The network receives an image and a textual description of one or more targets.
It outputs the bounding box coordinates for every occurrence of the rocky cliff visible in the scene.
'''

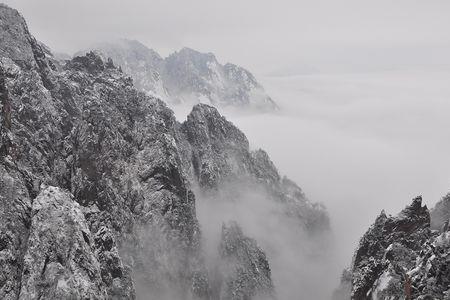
[78,40,168,100]
[334,196,450,300]
[216,222,274,300]
[0,4,328,300]
[431,193,450,231]
[77,40,277,111]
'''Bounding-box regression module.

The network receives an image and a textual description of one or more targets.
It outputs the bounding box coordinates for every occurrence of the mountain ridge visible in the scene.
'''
[334,196,450,300]
[75,39,278,111]
[0,4,327,299]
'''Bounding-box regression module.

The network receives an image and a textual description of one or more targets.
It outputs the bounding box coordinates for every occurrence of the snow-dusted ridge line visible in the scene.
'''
[75,39,278,111]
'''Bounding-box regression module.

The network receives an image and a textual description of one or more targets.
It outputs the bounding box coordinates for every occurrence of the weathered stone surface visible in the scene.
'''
[0,4,36,67]
[431,193,450,230]
[181,103,329,234]
[217,222,274,300]
[181,103,250,188]
[19,186,107,299]
[78,40,277,110]
[76,40,167,99]
[0,161,33,300]
[1,4,205,298]
[334,196,450,300]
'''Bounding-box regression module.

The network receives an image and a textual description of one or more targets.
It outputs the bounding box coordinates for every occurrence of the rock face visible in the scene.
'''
[334,196,450,300]
[216,222,274,300]
[180,103,329,234]
[78,40,277,111]
[0,4,329,299]
[78,39,168,99]
[20,186,108,299]
[0,4,203,299]
[431,193,450,230]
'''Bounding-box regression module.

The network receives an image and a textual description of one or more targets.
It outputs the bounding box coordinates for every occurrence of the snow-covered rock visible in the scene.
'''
[431,193,450,230]
[181,103,329,233]
[19,186,108,299]
[334,196,450,300]
[78,40,277,111]
[216,221,275,300]
[0,4,327,299]
[75,39,168,99]
[163,47,277,110]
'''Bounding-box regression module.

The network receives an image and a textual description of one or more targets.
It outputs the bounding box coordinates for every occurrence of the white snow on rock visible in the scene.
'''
[77,40,278,111]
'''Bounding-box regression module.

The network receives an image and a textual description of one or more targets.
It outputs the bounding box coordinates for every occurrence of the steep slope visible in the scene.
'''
[75,39,168,99]
[180,104,331,300]
[78,40,277,111]
[217,222,274,300]
[334,196,450,300]
[19,186,109,299]
[180,103,329,233]
[163,47,277,110]
[431,193,450,230]
[0,5,205,299]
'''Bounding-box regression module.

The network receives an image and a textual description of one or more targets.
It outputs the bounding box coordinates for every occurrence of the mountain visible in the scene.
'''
[78,39,168,99]
[334,196,450,300]
[77,40,278,111]
[431,193,450,230]
[0,4,327,299]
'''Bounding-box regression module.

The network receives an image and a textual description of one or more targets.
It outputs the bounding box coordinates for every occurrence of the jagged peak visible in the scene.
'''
[75,40,277,110]
[431,192,450,230]
[178,47,216,59]
[376,209,388,221]
[220,220,266,261]
[184,103,249,147]
[37,41,54,58]
[223,62,254,77]
[0,3,21,17]
[189,103,221,117]
[0,3,36,66]
[89,38,163,61]
[66,51,118,74]
[396,195,429,221]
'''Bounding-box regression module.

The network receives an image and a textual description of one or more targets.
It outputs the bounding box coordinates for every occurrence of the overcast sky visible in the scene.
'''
[4,0,450,75]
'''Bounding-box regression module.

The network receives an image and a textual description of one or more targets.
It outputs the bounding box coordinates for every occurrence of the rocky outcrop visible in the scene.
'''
[334,196,450,300]
[78,40,277,111]
[19,186,108,299]
[181,103,329,234]
[0,160,33,300]
[163,47,277,110]
[431,193,450,230]
[216,222,274,300]
[0,4,205,299]
[76,39,168,99]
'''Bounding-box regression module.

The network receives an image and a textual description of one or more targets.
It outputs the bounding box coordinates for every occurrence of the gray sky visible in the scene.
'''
[4,0,450,74]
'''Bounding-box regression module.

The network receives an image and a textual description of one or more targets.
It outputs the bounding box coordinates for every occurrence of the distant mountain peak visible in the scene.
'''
[178,47,216,59]
[78,40,277,111]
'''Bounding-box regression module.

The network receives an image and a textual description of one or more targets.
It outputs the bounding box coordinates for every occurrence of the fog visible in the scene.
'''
[194,182,337,300]
[224,69,450,276]
[168,68,450,299]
